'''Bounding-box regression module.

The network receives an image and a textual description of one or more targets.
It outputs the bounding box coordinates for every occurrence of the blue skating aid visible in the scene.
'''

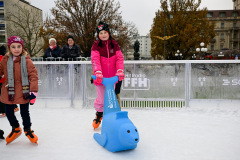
[91,75,139,152]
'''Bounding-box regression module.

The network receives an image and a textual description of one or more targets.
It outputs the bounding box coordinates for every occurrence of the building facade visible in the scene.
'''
[0,0,43,53]
[233,0,240,10]
[139,36,152,60]
[207,10,240,52]
[126,34,152,60]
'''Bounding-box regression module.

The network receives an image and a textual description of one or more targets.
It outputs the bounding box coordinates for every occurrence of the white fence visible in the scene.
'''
[33,60,240,108]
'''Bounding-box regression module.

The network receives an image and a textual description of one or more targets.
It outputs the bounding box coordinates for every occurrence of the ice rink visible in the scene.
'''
[0,101,240,160]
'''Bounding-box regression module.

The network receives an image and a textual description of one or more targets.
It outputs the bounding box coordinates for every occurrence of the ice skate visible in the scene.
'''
[92,112,103,130]
[6,126,22,145]
[14,107,19,112]
[25,128,38,144]
[0,113,6,118]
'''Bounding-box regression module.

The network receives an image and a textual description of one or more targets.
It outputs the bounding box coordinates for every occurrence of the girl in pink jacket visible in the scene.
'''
[91,22,124,129]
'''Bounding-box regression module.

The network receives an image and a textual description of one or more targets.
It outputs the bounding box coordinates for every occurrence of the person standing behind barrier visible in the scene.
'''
[91,22,125,129]
[43,38,62,60]
[0,36,39,144]
[60,35,81,60]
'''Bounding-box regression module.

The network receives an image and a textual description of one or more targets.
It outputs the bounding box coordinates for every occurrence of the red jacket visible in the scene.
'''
[0,54,38,104]
[91,39,124,85]
[0,55,5,83]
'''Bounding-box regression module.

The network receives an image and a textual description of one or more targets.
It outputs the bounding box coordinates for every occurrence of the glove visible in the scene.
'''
[116,70,125,81]
[95,71,103,84]
[30,92,38,105]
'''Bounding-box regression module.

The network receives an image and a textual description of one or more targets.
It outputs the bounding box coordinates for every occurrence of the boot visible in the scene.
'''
[24,128,38,144]
[92,111,103,129]
[6,126,22,145]
[14,107,19,112]
[0,113,6,118]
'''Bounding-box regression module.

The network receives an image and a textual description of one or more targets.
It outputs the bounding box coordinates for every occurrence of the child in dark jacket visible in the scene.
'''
[0,54,6,117]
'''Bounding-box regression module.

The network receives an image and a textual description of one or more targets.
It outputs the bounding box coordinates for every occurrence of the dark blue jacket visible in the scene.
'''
[43,45,62,59]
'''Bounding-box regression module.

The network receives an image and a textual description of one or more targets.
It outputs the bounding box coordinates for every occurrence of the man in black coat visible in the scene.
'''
[60,35,81,60]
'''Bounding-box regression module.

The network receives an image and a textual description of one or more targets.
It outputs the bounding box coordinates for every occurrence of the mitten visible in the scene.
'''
[95,71,103,84]
[116,69,125,81]
[30,92,38,105]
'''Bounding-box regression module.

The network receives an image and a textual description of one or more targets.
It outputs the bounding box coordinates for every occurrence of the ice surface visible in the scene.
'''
[0,101,240,160]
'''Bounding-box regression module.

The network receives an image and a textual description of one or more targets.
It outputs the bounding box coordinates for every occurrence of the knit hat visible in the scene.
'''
[96,21,110,35]
[49,38,57,44]
[67,35,74,41]
[8,36,24,48]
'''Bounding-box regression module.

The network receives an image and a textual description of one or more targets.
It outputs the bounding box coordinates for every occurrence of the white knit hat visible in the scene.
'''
[49,38,57,44]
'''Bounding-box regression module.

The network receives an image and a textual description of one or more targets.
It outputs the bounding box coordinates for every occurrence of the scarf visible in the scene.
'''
[7,54,29,101]
[49,45,57,50]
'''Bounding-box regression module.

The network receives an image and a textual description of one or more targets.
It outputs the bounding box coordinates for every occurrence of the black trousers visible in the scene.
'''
[115,80,122,95]
[0,103,17,114]
[5,103,31,130]
[0,101,5,113]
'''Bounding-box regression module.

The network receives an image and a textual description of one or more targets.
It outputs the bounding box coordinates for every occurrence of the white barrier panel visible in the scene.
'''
[34,60,240,108]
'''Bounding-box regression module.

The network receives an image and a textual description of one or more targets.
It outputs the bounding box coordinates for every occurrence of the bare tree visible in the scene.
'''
[42,0,138,57]
[6,2,44,56]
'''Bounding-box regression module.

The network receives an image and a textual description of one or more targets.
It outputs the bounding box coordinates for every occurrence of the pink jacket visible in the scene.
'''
[91,39,124,85]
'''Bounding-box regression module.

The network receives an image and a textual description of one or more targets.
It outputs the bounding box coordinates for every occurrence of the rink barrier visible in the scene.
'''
[33,60,240,108]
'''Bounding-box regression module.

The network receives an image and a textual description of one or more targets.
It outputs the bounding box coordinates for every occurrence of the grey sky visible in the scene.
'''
[30,0,233,36]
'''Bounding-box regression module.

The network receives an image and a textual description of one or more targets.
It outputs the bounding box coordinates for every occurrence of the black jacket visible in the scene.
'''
[43,45,62,59]
[60,44,81,59]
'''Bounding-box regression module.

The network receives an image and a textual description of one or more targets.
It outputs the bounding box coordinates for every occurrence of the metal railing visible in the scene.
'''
[33,60,240,108]
[31,57,91,61]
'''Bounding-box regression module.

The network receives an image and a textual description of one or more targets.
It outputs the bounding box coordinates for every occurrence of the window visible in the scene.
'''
[232,12,238,17]
[0,2,4,7]
[233,44,237,49]
[221,23,224,28]
[234,22,237,28]
[211,44,214,51]
[207,12,213,18]
[0,24,5,30]
[220,44,224,50]
[220,33,224,39]
[219,12,226,17]
[0,35,5,43]
[234,33,237,39]
[0,13,4,20]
